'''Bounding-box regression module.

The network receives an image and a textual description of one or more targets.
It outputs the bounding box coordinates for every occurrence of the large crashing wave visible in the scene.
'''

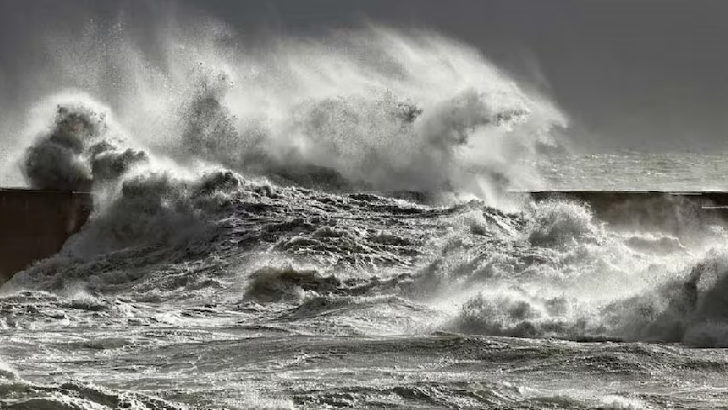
[6,25,566,201]
[14,21,728,349]
[4,24,567,259]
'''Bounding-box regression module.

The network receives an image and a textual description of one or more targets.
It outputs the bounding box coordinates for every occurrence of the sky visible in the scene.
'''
[1,0,727,152]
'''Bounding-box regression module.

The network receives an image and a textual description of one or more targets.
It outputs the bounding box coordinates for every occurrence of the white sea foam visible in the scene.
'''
[3,9,728,409]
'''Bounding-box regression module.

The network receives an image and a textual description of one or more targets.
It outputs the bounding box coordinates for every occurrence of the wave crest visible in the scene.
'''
[8,25,567,201]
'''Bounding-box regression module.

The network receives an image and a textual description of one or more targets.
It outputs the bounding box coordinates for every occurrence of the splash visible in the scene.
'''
[21,14,728,348]
[6,21,566,202]
[440,199,728,346]
[20,95,148,191]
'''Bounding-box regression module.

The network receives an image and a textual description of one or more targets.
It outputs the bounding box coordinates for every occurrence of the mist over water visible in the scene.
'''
[3,8,728,410]
[2,19,567,198]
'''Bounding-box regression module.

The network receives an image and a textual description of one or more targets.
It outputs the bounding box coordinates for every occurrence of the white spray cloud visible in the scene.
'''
[3,18,567,203]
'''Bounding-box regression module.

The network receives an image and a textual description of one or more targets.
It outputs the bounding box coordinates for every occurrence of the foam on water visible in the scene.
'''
[3,11,728,409]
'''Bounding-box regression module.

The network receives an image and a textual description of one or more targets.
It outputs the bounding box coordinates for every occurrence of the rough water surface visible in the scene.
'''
[2,23,728,410]
[3,171,728,409]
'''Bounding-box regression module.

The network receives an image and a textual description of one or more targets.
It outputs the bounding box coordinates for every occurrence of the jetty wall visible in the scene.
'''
[0,189,91,283]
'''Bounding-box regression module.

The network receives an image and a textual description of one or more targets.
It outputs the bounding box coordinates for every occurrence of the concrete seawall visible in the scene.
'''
[0,188,91,283]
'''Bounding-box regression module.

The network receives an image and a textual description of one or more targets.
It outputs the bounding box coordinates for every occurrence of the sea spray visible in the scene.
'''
[20,92,147,192]
[6,25,567,203]
[7,18,728,349]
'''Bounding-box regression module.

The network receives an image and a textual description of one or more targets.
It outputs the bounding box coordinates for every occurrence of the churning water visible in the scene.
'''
[2,18,728,410]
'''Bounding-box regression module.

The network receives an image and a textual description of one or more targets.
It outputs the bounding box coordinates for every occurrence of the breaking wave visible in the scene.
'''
[442,199,728,347]
[5,16,728,351]
[4,22,567,199]
[449,249,728,347]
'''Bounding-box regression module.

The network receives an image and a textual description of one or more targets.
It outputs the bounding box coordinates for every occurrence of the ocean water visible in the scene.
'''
[2,25,728,410]
[536,152,728,192]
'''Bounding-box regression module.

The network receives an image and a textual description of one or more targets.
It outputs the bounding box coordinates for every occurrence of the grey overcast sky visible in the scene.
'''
[1,0,727,152]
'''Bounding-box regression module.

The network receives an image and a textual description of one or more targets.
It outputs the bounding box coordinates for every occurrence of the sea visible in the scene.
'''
[2,27,728,410]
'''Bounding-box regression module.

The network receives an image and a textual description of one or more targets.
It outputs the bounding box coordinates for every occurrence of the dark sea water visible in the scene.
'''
[2,26,728,410]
